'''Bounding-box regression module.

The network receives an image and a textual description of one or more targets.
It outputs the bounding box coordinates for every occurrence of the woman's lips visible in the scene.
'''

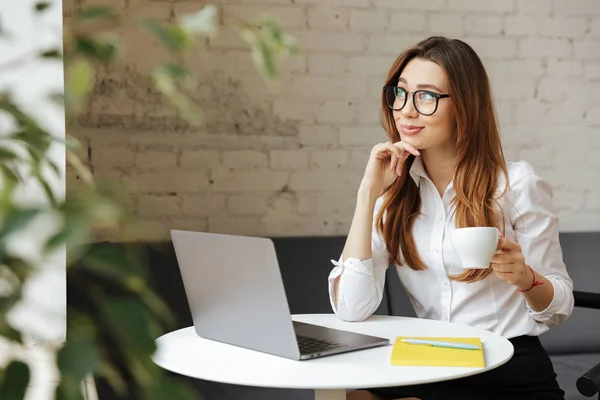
[399,124,424,135]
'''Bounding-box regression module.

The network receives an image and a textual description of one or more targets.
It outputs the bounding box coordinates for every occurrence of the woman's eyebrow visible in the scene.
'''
[397,77,444,93]
[417,83,444,92]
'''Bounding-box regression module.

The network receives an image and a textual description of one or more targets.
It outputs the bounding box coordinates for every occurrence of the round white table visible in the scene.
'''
[153,314,514,400]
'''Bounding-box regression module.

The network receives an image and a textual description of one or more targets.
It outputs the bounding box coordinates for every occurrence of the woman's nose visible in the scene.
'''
[401,94,419,117]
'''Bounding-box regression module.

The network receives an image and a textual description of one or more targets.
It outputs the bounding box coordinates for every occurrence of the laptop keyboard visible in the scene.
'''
[296,334,346,354]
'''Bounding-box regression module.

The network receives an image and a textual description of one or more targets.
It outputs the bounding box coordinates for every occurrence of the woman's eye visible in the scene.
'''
[419,91,436,101]
[396,88,407,97]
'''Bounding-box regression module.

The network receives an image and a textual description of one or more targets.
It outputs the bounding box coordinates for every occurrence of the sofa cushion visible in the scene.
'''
[550,353,600,400]
[272,236,390,316]
[385,267,418,318]
[540,232,600,355]
[540,306,600,355]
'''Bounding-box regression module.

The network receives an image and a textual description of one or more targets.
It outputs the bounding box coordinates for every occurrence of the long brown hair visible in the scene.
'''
[376,36,508,283]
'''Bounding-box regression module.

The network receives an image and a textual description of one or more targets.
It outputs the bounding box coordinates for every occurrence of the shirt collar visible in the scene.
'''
[409,156,456,197]
[409,156,428,187]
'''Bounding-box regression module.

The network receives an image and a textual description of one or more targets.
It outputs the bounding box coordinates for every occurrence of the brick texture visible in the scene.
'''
[67,0,600,239]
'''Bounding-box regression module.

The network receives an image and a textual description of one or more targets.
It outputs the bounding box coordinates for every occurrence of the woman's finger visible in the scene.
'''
[396,155,403,175]
[493,270,514,281]
[389,153,398,172]
[491,252,516,265]
[491,263,516,273]
[497,237,521,252]
[373,142,394,160]
[395,141,420,156]
[385,142,404,159]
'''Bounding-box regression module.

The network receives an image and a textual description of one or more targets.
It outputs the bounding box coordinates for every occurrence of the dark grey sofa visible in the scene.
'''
[93,232,600,400]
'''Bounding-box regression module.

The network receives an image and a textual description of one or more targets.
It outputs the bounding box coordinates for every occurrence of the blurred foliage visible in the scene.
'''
[0,2,298,399]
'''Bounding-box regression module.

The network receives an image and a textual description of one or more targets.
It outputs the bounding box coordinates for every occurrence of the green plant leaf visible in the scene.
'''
[65,58,94,112]
[39,177,58,207]
[0,163,21,206]
[57,338,99,384]
[0,164,20,204]
[45,221,86,257]
[234,24,258,46]
[252,38,277,82]
[281,33,300,55]
[64,135,83,152]
[0,256,31,282]
[0,95,50,145]
[152,67,175,95]
[79,244,146,281]
[151,65,201,125]
[47,158,62,177]
[35,1,51,12]
[157,63,192,82]
[0,164,20,183]
[0,361,30,400]
[95,362,127,397]
[77,5,118,21]
[258,17,283,45]
[49,92,65,107]
[0,322,23,343]
[141,19,193,52]
[0,280,23,343]
[145,375,199,400]
[0,208,41,242]
[71,242,174,324]
[165,92,201,125]
[177,4,218,36]
[74,35,120,63]
[66,150,93,186]
[0,289,24,344]
[26,146,43,174]
[55,332,99,400]
[102,299,160,379]
[68,59,94,97]
[0,147,22,162]
[10,130,50,155]
[40,49,62,59]
[55,373,85,400]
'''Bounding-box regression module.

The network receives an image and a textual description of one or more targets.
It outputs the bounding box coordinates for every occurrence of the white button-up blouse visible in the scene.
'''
[328,158,574,339]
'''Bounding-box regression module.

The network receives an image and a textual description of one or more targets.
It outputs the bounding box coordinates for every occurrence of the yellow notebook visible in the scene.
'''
[390,337,485,368]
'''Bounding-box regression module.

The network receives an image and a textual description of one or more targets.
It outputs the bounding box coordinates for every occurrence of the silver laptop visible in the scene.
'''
[170,230,389,360]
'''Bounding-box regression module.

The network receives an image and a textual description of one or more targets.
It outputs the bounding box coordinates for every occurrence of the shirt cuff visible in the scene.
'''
[328,257,375,313]
[527,277,568,324]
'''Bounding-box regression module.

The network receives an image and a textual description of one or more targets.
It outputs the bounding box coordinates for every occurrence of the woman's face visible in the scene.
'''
[392,58,456,150]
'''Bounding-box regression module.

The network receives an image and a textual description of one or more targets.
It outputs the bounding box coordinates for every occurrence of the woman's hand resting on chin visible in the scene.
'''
[359,141,420,195]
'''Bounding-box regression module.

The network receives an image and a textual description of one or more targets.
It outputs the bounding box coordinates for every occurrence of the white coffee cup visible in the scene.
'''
[450,227,499,269]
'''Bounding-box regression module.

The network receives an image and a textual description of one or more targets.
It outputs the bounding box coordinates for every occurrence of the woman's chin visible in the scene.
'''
[400,135,424,149]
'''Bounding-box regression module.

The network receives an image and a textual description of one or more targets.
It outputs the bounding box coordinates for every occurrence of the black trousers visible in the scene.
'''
[367,335,565,400]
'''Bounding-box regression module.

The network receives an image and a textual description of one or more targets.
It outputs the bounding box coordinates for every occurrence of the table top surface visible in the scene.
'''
[153,314,514,390]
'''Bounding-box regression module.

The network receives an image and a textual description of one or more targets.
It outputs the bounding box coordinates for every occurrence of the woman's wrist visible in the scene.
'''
[516,265,544,292]
[357,184,379,204]
[515,265,534,291]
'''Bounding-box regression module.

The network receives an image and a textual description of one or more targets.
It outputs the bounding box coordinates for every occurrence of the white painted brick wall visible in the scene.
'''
[68,0,600,239]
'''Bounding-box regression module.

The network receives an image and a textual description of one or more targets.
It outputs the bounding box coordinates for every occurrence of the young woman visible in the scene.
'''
[329,36,574,400]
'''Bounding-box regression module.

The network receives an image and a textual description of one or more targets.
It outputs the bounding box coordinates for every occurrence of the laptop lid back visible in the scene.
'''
[170,230,301,360]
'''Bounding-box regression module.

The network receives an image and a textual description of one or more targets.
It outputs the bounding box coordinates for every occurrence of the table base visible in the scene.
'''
[314,389,346,400]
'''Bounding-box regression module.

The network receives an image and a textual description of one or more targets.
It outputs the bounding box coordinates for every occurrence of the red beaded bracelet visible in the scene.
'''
[517,265,544,292]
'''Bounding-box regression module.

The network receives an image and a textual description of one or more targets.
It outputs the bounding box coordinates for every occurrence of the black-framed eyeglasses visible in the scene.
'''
[383,86,450,116]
